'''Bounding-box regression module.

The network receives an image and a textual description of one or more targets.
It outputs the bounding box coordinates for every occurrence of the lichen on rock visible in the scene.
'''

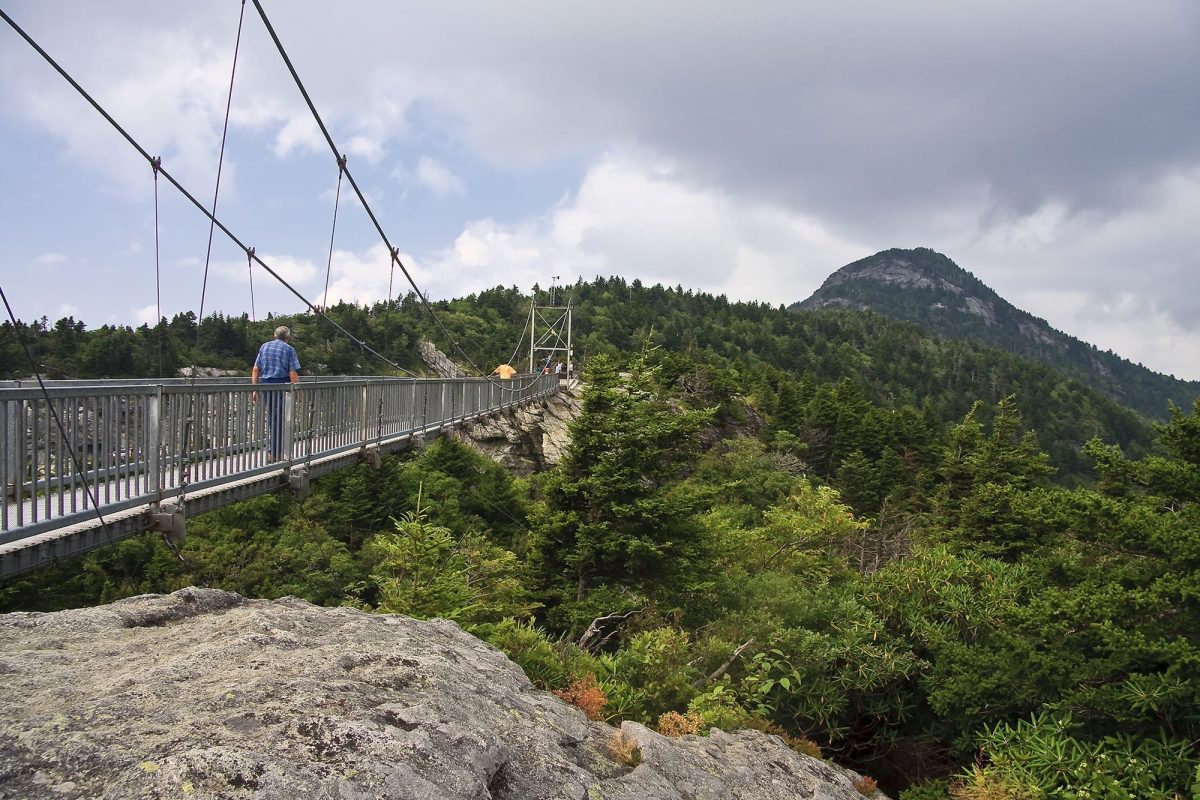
[0,588,885,799]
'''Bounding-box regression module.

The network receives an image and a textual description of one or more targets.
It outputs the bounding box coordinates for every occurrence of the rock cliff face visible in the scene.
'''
[453,381,583,474]
[0,589,885,800]
[418,340,464,378]
[414,338,583,473]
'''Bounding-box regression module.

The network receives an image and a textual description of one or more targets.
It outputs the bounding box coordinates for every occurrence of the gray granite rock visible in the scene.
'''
[454,382,582,474]
[0,588,885,800]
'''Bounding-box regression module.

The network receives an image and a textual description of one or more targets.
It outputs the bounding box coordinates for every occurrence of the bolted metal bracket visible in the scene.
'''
[289,466,311,500]
[149,500,186,547]
[361,445,382,470]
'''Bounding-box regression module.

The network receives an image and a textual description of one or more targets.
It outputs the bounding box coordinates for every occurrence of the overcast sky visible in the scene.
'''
[1,1,1197,379]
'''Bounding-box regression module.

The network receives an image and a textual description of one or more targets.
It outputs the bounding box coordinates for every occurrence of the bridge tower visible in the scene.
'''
[528,277,573,377]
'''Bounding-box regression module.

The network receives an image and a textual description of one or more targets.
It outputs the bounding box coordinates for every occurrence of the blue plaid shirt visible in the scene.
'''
[254,339,301,380]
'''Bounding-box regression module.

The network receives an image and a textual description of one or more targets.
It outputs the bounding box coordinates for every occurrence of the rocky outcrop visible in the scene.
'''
[418,339,464,378]
[453,381,583,474]
[0,589,885,800]
[177,366,244,378]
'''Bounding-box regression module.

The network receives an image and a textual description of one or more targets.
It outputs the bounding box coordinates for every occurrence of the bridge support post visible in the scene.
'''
[361,444,382,470]
[147,389,161,498]
[149,499,186,547]
[282,388,296,464]
[289,465,310,500]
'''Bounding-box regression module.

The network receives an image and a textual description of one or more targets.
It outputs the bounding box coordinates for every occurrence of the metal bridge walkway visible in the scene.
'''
[0,374,558,580]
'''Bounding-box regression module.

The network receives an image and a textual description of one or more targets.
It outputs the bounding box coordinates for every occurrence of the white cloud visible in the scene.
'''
[419,153,864,304]
[346,135,384,162]
[947,169,1200,378]
[213,253,319,289]
[3,1,1197,382]
[414,157,466,197]
[273,114,324,159]
[132,303,159,325]
[321,244,425,307]
[36,253,67,265]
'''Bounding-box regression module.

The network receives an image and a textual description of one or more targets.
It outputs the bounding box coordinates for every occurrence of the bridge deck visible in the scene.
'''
[0,374,556,579]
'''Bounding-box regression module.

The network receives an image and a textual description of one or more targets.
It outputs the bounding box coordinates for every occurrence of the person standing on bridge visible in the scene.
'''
[251,326,300,462]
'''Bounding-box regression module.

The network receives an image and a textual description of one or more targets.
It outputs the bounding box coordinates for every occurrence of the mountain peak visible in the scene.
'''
[805,248,994,315]
[793,248,1199,419]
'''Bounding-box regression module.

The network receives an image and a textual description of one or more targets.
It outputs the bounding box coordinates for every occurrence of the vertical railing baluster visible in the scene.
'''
[38,396,49,522]
[108,394,117,503]
[54,397,64,519]
[283,385,295,463]
[148,388,160,503]
[0,400,8,531]
[361,385,369,449]
[122,394,132,498]
[15,399,26,526]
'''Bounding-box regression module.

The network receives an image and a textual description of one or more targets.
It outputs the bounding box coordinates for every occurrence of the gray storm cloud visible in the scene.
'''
[3,0,1198,373]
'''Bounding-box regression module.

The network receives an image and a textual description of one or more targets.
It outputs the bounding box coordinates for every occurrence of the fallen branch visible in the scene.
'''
[692,637,756,689]
[578,609,643,652]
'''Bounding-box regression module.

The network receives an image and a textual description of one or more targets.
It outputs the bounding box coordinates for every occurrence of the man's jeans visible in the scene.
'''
[260,378,289,460]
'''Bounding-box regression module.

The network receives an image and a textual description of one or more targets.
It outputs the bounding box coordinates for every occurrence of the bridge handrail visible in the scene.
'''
[1,373,556,543]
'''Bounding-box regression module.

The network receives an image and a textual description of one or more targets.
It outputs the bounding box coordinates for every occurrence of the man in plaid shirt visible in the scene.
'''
[251,326,301,461]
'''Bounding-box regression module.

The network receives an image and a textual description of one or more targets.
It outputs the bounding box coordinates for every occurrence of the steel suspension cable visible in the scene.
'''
[196,0,247,328]
[0,7,416,378]
[0,284,108,533]
[322,155,347,311]
[151,156,164,376]
[181,0,248,518]
[247,247,257,322]
[507,304,531,367]
[249,0,542,390]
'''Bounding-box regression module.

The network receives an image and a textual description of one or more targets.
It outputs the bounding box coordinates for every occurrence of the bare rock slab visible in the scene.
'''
[0,588,884,800]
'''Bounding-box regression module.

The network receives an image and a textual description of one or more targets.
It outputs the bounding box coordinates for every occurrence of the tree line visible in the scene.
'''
[3,279,1197,796]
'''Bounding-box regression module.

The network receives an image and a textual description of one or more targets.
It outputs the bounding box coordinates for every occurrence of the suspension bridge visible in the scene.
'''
[0,3,580,580]
[0,373,559,580]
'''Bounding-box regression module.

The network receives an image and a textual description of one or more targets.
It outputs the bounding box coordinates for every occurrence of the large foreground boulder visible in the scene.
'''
[0,588,884,799]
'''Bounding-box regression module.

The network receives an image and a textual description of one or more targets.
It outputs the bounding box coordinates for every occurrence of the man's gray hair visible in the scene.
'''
[274,326,291,340]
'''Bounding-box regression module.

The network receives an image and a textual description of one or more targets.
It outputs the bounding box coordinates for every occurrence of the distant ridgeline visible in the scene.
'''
[793,247,1200,421]
[1,267,1173,479]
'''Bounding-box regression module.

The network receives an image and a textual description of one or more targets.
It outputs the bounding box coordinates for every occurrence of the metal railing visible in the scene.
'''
[1,374,557,544]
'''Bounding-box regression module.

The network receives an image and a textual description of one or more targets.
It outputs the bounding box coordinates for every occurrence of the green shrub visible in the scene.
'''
[687,681,752,732]
[480,618,570,689]
[899,779,951,800]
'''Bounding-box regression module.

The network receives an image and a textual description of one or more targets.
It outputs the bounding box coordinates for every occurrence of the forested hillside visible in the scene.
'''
[3,346,1199,798]
[795,247,1200,420]
[0,276,1162,482]
[4,279,1199,797]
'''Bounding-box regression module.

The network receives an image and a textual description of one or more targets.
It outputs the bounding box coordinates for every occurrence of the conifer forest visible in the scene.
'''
[3,279,1198,798]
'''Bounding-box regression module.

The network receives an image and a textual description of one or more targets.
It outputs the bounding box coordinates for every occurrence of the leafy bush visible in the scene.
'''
[852,775,879,796]
[553,673,608,721]
[686,682,752,732]
[480,618,569,689]
[656,711,705,737]
[973,711,1196,800]
[899,780,951,800]
[367,503,535,624]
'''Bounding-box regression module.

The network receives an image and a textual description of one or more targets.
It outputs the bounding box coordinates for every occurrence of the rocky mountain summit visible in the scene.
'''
[0,588,884,800]
[794,247,1199,418]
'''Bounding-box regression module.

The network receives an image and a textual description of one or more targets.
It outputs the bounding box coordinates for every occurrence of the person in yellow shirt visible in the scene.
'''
[492,363,517,379]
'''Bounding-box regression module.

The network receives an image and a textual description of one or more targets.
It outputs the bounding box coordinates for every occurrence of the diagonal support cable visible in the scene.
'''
[249,0,544,391]
[0,7,416,378]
